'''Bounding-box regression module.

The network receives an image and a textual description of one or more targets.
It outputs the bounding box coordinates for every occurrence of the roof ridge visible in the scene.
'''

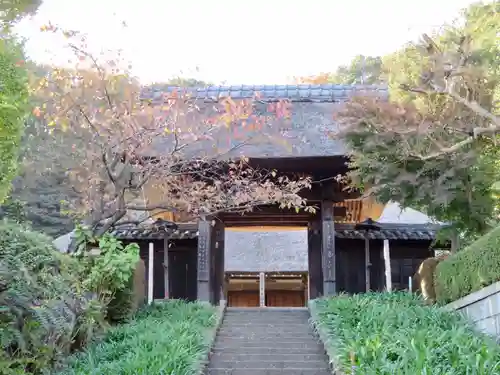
[141,83,388,103]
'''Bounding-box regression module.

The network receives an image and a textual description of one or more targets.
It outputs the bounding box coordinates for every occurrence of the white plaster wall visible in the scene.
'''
[224,227,308,272]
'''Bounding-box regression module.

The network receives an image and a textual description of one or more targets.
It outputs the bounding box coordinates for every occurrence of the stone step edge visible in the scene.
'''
[307,300,345,375]
[206,372,332,375]
[207,368,330,371]
[194,302,227,375]
[211,347,326,352]
[209,360,329,369]
[209,353,328,358]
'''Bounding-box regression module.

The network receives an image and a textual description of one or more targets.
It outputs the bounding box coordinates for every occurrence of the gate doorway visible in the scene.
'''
[226,272,308,307]
[169,246,197,301]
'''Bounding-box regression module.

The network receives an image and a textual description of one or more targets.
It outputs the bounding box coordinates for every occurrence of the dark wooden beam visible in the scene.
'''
[321,200,336,296]
[197,219,211,301]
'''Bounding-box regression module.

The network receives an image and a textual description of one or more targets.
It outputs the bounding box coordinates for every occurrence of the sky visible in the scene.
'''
[15,0,480,85]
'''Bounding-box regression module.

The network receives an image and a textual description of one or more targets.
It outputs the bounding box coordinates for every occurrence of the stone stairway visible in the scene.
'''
[205,307,333,375]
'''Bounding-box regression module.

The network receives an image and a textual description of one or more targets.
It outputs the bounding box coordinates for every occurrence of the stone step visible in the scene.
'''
[216,333,317,338]
[209,359,329,369]
[223,316,311,319]
[226,307,309,314]
[224,312,310,315]
[221,322,313,327]
[216,332,316,338]
[222,318,309,327]
[206,309,331,375]
[224,311,310,315]
[214,338,321,345]
[224,315,311,318]
[213,341,324,350]
[211,346,325,355]
[219,324,314,334]
[206,368,332,375]
[208,353,328,362]
[222,319,311,325]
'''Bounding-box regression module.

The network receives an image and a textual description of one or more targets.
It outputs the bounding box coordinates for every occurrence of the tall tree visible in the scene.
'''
[294,55,384,85]
[0,63,78,236]
[0,38,29,203]
[0,0,43,217]
[0,0,41,29]
[29,25,312,239]
[330,55,384,85]
[153,77,211,88]
[336,1,500,237]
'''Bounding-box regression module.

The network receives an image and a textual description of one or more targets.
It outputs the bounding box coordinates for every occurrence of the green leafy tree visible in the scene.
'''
[0,0,41,28]
[0,0,42,205]
[0,37,29,204]
[337,1,500,238]
[152,77,211,88]
[295,55,384,85]
[330,55,384,85]
[27,25,311,240]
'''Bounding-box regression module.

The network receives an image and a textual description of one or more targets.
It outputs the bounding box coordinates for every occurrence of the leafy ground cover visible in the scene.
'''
[310,292,500,375]
[0,221,108,375]
[54,300,217,375]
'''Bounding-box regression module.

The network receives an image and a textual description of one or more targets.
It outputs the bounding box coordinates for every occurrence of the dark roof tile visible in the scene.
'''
[142,84,387,158]
[111,222,436,241]
[141,84,387,103]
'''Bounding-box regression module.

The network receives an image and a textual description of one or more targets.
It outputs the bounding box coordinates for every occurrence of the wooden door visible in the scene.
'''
[227,291,260,307]
[169,248,197,301]
[266,291,305,307]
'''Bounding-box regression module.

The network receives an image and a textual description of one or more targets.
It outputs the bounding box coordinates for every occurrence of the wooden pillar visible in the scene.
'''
[364,238,371,292]
[213,222,225,305]
[383,239,392,292]
[197,219,211,302]
[321,200,336,296]
[148,241,154,304]
[308,220,323,298]
[163,238,169,298]
[259,272,265,307]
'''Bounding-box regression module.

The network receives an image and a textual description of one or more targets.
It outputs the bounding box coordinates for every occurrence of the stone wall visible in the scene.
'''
[444,281,500,339]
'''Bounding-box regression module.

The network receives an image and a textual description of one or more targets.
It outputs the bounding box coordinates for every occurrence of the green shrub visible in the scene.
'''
[106,275,134,324]
[107,260,146,324]
[55,300,217,375]
[71,228,140,322]
[0,221,108,374]
[0,221,70,298]
[435,225,500,304]
[311,292,500,374]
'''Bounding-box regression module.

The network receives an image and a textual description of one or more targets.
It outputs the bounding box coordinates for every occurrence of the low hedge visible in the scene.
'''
[54,300,217,375]
[310,293,500,374]
[435,225,500,304]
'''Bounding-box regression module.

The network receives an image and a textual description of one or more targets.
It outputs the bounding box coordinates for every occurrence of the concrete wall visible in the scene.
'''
[445,281,500,339]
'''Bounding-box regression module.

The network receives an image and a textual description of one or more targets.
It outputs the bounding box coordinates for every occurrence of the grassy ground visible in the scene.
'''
[310,292,500,375]
[53,300,217,375]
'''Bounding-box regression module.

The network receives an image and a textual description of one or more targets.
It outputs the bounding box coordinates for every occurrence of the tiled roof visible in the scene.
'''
[110,222,437,241]
[144,84,389,159]
[141,84,388,103]
[335,229,436,241]
[110,223,198,240]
